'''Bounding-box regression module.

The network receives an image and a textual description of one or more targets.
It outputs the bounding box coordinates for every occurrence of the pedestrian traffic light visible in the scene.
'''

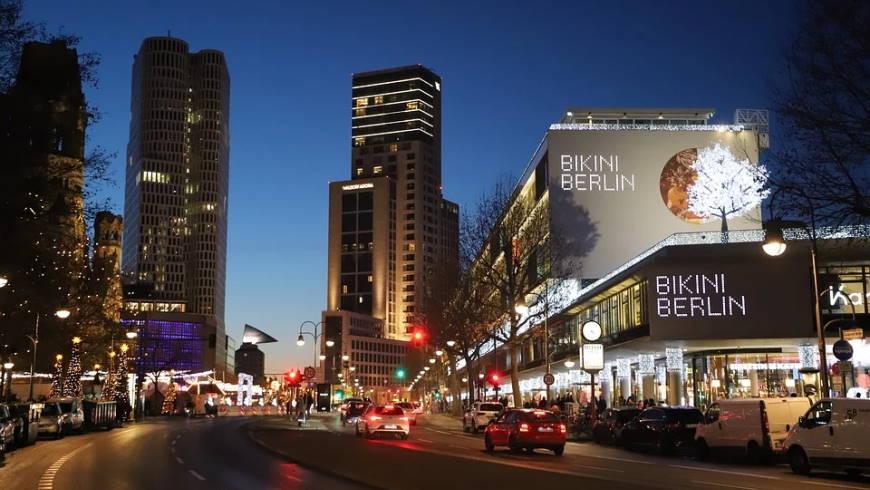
[285,369,301,386]
[488,371,501,386]
[396,368,406,379]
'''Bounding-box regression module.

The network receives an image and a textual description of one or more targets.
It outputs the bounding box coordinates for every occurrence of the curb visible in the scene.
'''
[242,418,383,490]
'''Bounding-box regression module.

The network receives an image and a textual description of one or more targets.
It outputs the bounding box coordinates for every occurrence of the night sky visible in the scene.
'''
[27,0,796,372]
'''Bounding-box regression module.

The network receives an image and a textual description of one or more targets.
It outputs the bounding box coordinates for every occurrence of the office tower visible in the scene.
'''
[122,37,230,370]
[326,65,459,341]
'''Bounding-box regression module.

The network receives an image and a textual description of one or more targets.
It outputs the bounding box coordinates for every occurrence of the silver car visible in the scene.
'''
[38,402,65,439]
[49,397,84,434]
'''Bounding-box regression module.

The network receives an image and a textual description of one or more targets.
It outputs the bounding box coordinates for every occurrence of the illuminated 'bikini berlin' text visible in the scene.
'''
[560,154,636,191]
[655,273,747,318]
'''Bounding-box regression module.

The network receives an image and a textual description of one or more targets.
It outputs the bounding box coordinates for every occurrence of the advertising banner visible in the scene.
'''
[547,128,761,281]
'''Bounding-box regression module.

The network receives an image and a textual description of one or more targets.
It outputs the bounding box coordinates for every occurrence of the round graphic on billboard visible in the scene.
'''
[660,148,711,224]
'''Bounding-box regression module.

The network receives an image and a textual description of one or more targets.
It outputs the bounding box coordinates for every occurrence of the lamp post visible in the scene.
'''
[27,309,71,401]
[296,321,324,368]
[2,361,13,398]
[762,218,828,396]
[515,288,551,403]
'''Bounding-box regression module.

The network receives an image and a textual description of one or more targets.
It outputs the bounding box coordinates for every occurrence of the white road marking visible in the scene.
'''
[417,438,433,443]
[189,470,206,480]
[37,442,93,490]
[693,481,761,490]
[425,428,451,435]
[583,454,654,465]
[803,481,870,490]
[175,456,185,464]
[171,439,177,446]
[668,464,780,480]
[450,445,469,450]
[285,474,303,483]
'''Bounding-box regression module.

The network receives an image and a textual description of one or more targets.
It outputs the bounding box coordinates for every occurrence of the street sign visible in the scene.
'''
[543,373,555,386]
[836,361,853,374]
[582,343,604,371]
[304,366,316,379]
[833,340,853,361]
[843,328,864,341]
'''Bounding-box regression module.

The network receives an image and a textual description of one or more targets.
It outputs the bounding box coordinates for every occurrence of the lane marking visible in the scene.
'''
[189,470,206,481]
[803,481,870,490]
[450,445,469,450]
[692,481,760,490]
[285,474,302,483]
[583,454,654,465]
[176,456,185,464]
[668,464,780,480]
[171,440,177,446]
[417,439,433,443]
[37,442,93,490]
[425,428,451,435]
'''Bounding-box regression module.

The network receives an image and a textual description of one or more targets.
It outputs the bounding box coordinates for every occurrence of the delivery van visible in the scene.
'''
[783,398,870,477]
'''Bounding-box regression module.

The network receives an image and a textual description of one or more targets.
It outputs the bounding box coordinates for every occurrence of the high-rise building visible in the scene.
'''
[326,65,458,340]
[122,37,230,371]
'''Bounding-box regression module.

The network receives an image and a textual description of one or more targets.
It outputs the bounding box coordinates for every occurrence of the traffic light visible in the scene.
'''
[487,369,501,386]
[396,368,406,379]
[411,326,427,346]
[285,369,300,386]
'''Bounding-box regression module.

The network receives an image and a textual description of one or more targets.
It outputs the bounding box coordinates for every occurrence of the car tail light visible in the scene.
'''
[665,422,681,429]
[519,423,530,432]
[369,415,381,422]
[559,424,567,433]
[400,417,409,422]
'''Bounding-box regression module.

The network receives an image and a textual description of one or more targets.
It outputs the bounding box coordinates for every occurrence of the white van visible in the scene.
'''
[695,397,811,463]
[784,398,870,477]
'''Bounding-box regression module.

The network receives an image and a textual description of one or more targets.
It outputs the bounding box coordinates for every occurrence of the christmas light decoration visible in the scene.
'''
[50,354,63,398]
[113,344,130,413]
[161,382,177,415]
[686,143,769,235]
[63,337,84,397]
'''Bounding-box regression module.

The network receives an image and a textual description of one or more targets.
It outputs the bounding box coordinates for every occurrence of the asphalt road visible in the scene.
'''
[3,413,870,490]
[248,413,870,490]
[0,417,364,490]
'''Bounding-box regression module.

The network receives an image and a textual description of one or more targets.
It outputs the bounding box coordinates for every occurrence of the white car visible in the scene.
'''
[784,398,870,477]
[463,402,503,433]
[356,404,410,439]
[396,402,418,425]
[49,397,84,434]
[695,397,811,462]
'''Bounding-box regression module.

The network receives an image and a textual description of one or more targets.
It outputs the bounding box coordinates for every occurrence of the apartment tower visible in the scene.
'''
[326,65,458,341]
[122,37,230,369]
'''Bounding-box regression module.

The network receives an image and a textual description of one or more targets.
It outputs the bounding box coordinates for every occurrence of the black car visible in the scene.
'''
[10,403,40,447]
[592,407,641,445]
[620,407,703,454]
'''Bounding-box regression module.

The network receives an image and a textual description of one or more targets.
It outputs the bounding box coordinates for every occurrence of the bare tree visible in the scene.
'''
[771,0,870,226]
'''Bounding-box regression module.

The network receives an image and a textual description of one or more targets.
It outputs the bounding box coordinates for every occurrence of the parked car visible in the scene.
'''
[784,398,870,477]
[620,407,703,455]
[355,404,410,439]
[463,402,504,433]
[10,402,41,447]
[340,398,365,424]
[592,406,641,445]
[484,408,567,456]
[695,397,811,463]
[49,397,84,434]
[0,405,17,453]
[38,402,65,439]
[396,402,418,425]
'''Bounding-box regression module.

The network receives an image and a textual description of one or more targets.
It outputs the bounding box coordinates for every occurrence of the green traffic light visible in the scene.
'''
[396,368,406,379]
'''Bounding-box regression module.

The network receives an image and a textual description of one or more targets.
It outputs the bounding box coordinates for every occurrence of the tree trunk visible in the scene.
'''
[510,344,520,407]
[720,211,729,243]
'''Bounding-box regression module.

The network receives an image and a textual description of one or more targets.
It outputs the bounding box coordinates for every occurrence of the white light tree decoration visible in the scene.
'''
[687,143,769,241]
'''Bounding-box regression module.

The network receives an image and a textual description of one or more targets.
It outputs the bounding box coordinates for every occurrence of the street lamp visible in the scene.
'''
[126,331,138,340]
[55,309,71,319]
[434,350,443,357]
[296,335,305,346]
[564,360,575,368]
[762,218,827,396]
[445,340,456,347]
[2,362,12,369]
[0,275,8,288]
[28,308,71,401]
[516,287,552,401]
[297,321,324,367]
[319,354,326,361]
[326,339,335,347]
[428,358,436,364]
[342,354,349,361]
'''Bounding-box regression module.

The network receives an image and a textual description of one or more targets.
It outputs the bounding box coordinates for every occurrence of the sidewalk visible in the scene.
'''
[417,412,462,430]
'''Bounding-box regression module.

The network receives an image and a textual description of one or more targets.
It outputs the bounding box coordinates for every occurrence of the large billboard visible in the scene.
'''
[645,243,814,340]
[547,128,762,280]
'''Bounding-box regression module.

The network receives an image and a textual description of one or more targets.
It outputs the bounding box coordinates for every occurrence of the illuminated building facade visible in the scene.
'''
[122,37,230,373]
[325,65,459,341]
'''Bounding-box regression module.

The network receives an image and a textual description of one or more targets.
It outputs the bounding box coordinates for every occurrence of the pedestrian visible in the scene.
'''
[597,394,607,414]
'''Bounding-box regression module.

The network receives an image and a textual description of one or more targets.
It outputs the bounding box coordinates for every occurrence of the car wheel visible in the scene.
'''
[402,433,409,440]
[788,447,811,476]
[553,445,565,456]
[484,435,494,453]
[695,439,710,461]
[746,441,763,465]
[509,435,522,454]
[365,429,372,440]
[355,426,361,437]
[656,436,673,456]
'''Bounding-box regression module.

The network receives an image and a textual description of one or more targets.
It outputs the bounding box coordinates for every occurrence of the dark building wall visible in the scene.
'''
[234,343,265,385]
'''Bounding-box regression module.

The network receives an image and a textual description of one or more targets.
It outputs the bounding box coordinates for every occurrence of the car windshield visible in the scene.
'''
[396,403,412,410]
[42,404,59,415]
[667,409,703,424]
[479,403,502,412]
[375,405,404,416]
[59,402,73,413]
[521,410,559,423]
[617,409,641,422]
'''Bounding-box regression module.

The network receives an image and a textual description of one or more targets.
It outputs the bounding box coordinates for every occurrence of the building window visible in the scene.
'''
[373,166,383,174]
[354,137,366,147]
[354,108,366,116]
[389,143,398,152]
[406,101,418,110]
[374,96,384,104]
[355,98,368,107]
[355,167,364,176]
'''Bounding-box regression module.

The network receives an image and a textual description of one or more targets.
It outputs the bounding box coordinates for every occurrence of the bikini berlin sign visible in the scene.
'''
[654,273,747,318]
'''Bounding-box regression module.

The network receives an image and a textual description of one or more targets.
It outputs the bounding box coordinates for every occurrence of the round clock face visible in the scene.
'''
[582,320,602,342]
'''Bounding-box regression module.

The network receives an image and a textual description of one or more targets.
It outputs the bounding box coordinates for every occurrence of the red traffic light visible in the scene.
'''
[284,370,300,385]
[489,373,500,385]
[414,331,423,341]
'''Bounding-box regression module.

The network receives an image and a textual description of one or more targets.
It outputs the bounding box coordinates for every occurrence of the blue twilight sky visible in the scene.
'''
[27,0,796,372]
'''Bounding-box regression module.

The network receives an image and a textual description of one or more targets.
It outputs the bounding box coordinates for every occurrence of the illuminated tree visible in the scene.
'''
[62,337,83,397]
[161,382,176,415]
[49,354,63,398]
[113,344,130,413]
[687,143,769,238]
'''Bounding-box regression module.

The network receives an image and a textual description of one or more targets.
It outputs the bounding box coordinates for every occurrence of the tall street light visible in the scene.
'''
[28,308,70,401]
[296,321,324,367]
[762,218,828,396]
[516,288,551,403]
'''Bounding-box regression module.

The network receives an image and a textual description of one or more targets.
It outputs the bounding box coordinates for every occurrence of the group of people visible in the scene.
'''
[286,390,315,421]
